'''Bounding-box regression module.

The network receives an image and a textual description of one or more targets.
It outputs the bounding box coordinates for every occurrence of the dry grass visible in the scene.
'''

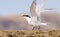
[0,30,40,37]
[0,30,60,37]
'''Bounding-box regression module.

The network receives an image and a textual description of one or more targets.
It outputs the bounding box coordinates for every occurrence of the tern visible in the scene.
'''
[30,0,47,26]
[23,0,47,30]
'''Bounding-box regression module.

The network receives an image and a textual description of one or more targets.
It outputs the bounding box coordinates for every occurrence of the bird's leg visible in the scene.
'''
[32,25,40,30]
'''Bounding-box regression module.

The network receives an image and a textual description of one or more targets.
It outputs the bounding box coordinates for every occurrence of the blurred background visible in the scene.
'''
[0,0,60,16]
[0,0,60,30]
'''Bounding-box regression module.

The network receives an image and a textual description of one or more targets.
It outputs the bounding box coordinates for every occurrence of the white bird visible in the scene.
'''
[23,0,56,30]
[23,16,47,26]
[30,0,47,26]
[22,0,47,28]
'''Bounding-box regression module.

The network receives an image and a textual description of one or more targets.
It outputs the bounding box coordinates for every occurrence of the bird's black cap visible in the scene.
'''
[23,15,31,18]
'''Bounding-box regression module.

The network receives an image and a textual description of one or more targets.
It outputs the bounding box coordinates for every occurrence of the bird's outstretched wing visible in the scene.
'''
[35,0,45,13]
[40,0,45,7]
[30,0,37,17]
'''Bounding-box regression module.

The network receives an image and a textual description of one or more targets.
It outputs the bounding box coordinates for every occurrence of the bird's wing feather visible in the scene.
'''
[40,0,45,7]
[30,0,37,17]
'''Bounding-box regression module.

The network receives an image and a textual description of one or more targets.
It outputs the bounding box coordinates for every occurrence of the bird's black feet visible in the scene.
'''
[32,26,40,30]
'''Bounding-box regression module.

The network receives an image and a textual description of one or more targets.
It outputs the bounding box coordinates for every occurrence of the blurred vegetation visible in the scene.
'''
[0,30,60,37]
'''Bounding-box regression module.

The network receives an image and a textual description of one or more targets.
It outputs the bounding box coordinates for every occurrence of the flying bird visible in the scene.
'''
[30,0,47,26]
[23,0,47,26]
[23,0,57,30]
